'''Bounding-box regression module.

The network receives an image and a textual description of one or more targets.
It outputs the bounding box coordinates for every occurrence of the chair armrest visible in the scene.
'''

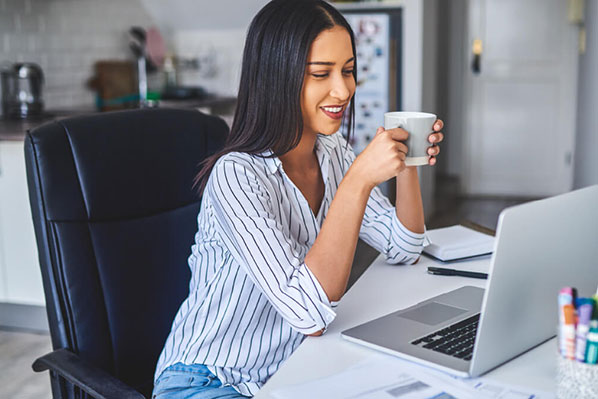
[32,348,145,399]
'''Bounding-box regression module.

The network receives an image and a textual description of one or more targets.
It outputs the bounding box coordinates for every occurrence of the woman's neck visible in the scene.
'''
[279,132,319,173]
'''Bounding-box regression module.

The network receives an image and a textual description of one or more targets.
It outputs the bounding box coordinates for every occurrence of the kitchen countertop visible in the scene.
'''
[0,96,236,141]
[0,109,96,141]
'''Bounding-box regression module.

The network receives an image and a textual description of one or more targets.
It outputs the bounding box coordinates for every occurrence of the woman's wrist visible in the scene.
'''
[397,165,419,184]
[344,163,376,195]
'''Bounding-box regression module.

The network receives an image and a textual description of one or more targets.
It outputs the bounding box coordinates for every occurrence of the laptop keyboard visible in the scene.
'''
[410,313,480,361]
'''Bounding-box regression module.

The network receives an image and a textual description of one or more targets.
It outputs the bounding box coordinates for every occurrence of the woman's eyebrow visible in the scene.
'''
[307,57,355,66]
[307,61,334,66]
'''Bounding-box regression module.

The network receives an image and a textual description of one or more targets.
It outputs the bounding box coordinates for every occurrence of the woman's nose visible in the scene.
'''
[330,75,351,102]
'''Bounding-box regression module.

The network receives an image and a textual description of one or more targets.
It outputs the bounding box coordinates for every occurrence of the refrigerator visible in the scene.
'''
[341,8,402,198]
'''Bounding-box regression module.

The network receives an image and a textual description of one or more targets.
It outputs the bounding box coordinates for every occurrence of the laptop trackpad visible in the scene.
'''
[398,302,467,325]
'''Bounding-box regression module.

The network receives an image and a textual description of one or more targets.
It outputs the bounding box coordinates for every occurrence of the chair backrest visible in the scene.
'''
[25,108,228,398]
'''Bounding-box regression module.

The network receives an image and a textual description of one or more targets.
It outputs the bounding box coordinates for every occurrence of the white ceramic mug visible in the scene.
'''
[384,111,437,166]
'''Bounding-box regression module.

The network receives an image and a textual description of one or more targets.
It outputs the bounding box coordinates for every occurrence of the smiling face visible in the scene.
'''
[301,26,356,137]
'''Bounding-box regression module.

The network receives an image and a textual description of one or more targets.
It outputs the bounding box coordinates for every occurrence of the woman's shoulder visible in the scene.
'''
[211,151,275,182]
[207,152,275,202]
[214,151,267,169]
[214,151,251,167]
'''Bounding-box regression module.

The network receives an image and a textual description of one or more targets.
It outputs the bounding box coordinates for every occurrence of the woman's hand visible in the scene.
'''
[350,127,409,188]
[427,119,444,166]
[306,329,324,337]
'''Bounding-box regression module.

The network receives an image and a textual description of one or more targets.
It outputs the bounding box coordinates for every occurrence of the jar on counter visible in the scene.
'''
[1,63,45,119]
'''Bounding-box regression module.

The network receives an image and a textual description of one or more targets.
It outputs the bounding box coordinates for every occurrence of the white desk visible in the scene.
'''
[256,254,557,397]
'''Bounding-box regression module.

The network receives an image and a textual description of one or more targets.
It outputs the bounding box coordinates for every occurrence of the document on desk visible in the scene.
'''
[271,354,554,399]
[271,355,467,398]
[405,359,556,399]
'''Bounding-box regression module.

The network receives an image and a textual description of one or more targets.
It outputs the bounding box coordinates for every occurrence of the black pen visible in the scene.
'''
[427,266,488,280]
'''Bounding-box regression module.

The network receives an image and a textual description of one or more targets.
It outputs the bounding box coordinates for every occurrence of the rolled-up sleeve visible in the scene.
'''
[360,189,427,264]
[207,158,336,335]
[337,134,427,264]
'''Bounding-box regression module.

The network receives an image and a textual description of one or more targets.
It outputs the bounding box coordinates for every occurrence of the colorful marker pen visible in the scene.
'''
[571,287,578,325]
[563,304,576,360]
[575,300,593,362]
[558,287,574,357]
[585,320,598,364]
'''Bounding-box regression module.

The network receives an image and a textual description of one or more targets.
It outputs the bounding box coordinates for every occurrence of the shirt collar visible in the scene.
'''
[314,133,336,159]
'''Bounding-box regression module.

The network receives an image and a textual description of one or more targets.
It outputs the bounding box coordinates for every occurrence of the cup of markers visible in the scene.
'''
[556,286,598,399]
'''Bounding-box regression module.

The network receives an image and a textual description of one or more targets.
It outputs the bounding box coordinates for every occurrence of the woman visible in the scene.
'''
[153,0,444,397]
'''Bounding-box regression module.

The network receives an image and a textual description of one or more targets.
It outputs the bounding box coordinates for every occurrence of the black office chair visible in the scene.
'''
[24,108,228,399]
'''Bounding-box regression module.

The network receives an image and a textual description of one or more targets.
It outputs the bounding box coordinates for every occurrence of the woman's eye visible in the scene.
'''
[310,69,353,78]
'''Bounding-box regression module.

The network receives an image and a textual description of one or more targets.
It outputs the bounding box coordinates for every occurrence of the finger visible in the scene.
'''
[427,145,440,156]
[375,126,385,136]
[428,132,444,144]
[386,127,409,142]
[429,156,437,166]
[399,151,406,161]
[433,119,444,131]
[396,142,408,155]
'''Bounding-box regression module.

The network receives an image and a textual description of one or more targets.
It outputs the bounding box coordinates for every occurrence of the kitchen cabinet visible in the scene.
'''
[0,141,44,306]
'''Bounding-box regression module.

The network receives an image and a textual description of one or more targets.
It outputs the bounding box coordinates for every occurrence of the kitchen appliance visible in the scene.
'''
[1,63,45,119]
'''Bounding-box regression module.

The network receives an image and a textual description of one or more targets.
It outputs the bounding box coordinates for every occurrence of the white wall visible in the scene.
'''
[573,0,598,188]
[139,0,268,33]
[0,0,153,110]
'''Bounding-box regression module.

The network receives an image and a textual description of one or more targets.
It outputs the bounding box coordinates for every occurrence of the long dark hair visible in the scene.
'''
[194,0,356,194]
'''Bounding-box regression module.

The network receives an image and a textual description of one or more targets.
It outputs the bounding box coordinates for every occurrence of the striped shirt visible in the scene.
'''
[154,132,427,396]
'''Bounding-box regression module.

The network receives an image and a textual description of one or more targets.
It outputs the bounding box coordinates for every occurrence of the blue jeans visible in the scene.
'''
[152,363,247,398]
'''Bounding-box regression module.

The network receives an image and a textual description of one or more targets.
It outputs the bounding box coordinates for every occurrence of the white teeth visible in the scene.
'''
[322,106,342,113]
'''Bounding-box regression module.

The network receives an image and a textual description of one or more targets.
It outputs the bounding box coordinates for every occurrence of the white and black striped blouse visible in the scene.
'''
[154,132,426,396]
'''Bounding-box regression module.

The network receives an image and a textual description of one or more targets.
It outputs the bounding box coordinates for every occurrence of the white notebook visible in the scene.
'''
[423,225,495,262]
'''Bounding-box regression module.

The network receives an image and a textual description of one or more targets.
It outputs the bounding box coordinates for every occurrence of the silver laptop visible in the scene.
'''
[342,185,598,377]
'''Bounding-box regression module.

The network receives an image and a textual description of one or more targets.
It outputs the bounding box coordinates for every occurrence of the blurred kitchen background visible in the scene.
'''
[0,0,596,397]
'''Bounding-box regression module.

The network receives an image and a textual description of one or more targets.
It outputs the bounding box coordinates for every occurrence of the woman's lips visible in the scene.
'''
[320,105,345,120]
